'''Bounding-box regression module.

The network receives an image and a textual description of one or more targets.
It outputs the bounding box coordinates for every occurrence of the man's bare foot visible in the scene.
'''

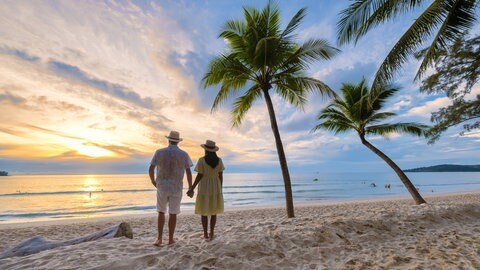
[209,233,215,240]
[168,239,175,245]
[202,233,209,239]
[153,239,162,247]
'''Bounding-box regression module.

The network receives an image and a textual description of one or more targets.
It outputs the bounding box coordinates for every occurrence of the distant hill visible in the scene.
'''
[404,164,480,172]
[0,171,8,176]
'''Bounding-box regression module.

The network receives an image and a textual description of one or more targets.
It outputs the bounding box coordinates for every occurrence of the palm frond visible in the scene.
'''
[220,19,246,40]
[372,0,446,86]
[273,77,336,100]
[299,39,341,64]
[231,86,262,126]
[261,0,281,36]
[369,83,398,111]
[314,106,358,134]
[280,7,307,40]
[275,39,339,73]
[366,122,430,137]
[202,54,254,88]
[274,82,308,108]
[313,120,356,134]
[415,0,478,80]
[211,84,235,113]
[365,111,396,124]
[202,55,255,111]
[337,0,425,45]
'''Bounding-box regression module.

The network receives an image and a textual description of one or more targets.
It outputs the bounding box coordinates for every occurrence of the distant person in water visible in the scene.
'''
[187,140,225,240]
[149,131,193,246]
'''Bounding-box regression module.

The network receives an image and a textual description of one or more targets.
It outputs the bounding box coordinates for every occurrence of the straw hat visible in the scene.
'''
[165,131,183,142]
[201,140,219,152]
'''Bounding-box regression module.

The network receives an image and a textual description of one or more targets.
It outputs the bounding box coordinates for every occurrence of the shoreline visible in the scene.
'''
[2,189,480,229]
[1,192,480,269]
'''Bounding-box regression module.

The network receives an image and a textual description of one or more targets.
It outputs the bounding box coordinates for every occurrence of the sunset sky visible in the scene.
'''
[0,0,478,174]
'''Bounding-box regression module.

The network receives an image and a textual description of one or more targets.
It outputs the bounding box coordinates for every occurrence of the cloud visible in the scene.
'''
[31,96,87,113]
[384,95,413,112]
[0,47,40,62]
[0,91,26,105]
[461,131,480,138]
[88,123,116,131]
[313,62,378,92]
[299,21,335,42]
[48,61,154,109]
[406,97,451,118]
[0,0,196,100]
[21,124,86,141]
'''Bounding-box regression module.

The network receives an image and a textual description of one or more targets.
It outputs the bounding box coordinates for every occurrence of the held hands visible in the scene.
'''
[186,188,194,198]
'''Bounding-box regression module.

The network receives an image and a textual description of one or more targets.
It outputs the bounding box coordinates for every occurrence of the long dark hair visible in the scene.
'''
[204,151,219,168]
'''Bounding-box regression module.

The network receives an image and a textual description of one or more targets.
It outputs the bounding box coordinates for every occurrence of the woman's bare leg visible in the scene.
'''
[210,215,216,239]
[201,216,209,239]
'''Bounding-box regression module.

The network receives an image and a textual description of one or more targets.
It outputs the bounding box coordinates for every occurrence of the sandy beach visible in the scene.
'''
[1,192,480,269]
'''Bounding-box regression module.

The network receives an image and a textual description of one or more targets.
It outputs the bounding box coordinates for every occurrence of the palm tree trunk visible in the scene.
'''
[263,89,295,218]
[360,135,426,205]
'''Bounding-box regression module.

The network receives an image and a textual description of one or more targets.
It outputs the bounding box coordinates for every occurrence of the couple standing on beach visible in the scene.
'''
[148,131,225,246]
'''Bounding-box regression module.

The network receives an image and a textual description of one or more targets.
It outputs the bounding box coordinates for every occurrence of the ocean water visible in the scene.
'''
[1,172,480,223]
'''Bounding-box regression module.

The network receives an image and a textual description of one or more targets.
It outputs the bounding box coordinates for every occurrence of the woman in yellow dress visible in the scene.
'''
[188,140,224,240]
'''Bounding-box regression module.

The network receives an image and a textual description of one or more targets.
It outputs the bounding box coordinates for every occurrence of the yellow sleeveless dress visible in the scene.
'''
[194,157,225,216]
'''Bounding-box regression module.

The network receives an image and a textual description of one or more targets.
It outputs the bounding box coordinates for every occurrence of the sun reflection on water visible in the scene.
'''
[83,176,99,192]
[82,176,101,208]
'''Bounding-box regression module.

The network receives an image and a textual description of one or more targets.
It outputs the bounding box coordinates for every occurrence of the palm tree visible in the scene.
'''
[337,0,479,86]
[313,78,428,204]
[202,1,339,217]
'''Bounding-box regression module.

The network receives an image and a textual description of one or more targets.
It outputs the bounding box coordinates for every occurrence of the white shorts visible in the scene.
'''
[156,189,182,214]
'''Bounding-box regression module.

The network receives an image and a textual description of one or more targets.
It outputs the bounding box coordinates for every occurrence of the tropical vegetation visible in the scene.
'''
[418,35,480,143]
[202,1,339,217]
[337,0,479,86]
[313,79,429,204]
[337,0,480,142]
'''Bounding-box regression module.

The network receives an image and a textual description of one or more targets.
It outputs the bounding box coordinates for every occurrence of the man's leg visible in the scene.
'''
[168,214,176,245]
[201,216,209,239]
[154,212,165,246]
[155,188,167,246]
[167,192,182,245]
[210,215,216,239]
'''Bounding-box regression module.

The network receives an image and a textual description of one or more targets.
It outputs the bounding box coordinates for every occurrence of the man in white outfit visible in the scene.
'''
[149,131,193,246]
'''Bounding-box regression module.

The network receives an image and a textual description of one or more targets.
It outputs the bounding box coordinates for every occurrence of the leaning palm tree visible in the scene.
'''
[337,0,479,86]
[313,78,428,204]
[202,1,339,218]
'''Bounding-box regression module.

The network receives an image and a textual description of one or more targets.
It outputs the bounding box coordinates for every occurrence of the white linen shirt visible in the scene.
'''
[150,145,193,193]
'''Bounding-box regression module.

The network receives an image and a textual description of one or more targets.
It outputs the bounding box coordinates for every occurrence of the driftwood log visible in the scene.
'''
[0,222,133,259]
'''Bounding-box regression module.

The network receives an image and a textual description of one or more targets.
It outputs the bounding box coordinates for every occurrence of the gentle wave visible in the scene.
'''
[416,182,480,187]
[0,189,155,197]
[224,190,282,195]
[0,201,190,219]
[0,205,156,219]
[223,188,345,195]
[0,183,326,197]
[224,183,317,189]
